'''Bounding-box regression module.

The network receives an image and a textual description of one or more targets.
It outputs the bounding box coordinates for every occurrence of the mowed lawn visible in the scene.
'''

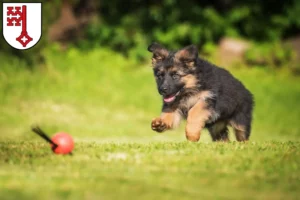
[0,141,299,200]
[0,49,300,199]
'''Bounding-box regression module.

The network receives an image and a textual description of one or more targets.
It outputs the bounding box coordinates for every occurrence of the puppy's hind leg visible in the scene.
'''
[208,121,229,142]
[229,112,252,142]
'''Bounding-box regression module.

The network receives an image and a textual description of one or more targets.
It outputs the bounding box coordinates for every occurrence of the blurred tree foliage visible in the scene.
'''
[1,0,300,65]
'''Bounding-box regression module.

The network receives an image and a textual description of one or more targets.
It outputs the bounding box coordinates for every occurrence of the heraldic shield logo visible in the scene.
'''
[2,3,42,50]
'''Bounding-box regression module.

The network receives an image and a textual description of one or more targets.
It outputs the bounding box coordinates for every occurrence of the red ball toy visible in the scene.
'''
[51,132,74,154]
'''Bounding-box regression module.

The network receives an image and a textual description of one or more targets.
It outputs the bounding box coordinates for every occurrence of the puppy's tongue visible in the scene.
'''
[164,95,176,103]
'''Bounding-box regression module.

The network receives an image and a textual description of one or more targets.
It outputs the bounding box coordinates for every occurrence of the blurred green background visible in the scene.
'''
[1,1,300,200]
[1,0,300,141]
[1,0,300,68]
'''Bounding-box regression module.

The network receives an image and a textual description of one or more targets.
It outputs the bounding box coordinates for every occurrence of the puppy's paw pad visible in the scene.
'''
[151,118,167,132]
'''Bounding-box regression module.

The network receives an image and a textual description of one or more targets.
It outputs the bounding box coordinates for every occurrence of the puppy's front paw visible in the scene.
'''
[151,118,168,133]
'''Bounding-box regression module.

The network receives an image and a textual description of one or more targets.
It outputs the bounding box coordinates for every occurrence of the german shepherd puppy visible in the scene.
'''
[148,43,254,142]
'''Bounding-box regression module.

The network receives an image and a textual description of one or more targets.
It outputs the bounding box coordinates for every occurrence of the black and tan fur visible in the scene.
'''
[148,43,254,142]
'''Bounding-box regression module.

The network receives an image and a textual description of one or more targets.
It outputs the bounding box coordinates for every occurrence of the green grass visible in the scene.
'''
[0,48,300,199]
[0,141,299,200]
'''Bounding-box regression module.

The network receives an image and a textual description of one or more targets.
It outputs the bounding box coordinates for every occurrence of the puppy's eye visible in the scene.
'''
[156,73,164,80]
[153,54,164,61]
[172,74,180,80]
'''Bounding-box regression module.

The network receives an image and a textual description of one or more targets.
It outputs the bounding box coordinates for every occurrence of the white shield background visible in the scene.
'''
[2,3,42,50]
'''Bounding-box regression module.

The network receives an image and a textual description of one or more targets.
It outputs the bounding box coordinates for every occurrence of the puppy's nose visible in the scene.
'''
[160,86,168,95]
[162,87,168,92]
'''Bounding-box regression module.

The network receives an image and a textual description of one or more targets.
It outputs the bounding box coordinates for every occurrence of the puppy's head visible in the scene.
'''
[148,43,199,104]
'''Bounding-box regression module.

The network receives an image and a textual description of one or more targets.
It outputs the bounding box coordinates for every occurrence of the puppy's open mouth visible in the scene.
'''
[163,91,181,103]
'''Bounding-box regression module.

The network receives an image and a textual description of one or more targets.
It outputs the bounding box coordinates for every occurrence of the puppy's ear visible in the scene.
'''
[175,45,198,67]
[148,42,169,65]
